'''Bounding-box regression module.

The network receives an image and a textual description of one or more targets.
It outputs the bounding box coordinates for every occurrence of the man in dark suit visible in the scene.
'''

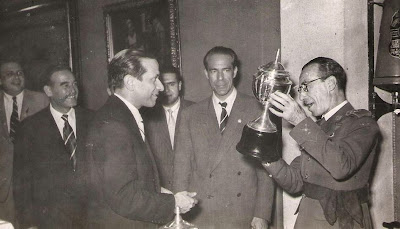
[13,66,93,229]
[0,60,49,225]
[264,57,380,228]
[86,49,197,228]
[144,66,194,190]
[173,46,275,229]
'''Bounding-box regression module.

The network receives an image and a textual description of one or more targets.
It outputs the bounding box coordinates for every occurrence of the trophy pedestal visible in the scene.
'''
[236,125,281,162]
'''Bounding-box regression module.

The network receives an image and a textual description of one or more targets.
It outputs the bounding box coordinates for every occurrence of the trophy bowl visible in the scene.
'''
[236,52,292,162]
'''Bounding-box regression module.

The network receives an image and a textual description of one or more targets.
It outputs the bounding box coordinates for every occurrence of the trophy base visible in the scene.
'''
[236,125,281,162]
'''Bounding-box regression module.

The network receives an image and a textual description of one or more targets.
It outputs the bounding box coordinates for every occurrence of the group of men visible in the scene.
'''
[0,45,380,229]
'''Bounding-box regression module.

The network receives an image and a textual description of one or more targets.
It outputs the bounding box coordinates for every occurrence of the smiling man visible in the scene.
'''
[173,46,274,229]
[0,60,49,226]
[263,57,380,229]
[86,49,197,228]
[13,65,93,229]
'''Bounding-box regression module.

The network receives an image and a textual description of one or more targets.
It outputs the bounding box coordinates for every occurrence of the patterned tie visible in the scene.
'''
[138,120,145,141]
[219,102,228,133]
[9,96,19,143]
[61,115,77,172]
[167,109,176,148]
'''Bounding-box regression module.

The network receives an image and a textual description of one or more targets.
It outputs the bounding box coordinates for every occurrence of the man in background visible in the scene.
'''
[0,60,48,225]
[144,66,194,190]
[173,46,275,229]
[86,49,197,228]
[13,66,93,228]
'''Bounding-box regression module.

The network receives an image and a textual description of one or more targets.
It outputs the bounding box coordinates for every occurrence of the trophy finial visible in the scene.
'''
[274,49,280,65]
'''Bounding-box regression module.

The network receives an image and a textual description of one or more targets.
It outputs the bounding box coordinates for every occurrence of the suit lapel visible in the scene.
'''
[20,90,32,120]
[0,93,9,139]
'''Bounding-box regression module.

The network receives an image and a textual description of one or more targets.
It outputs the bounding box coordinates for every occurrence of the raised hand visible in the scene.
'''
[268,91,307,126]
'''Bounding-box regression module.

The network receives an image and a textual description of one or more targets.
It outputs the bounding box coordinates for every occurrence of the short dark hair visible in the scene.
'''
[108,49,156,90]
[203,46,238,70]
[302,57,347,92]
[43,65,72,86]
[160,66,182,82]
[0,59,23,70]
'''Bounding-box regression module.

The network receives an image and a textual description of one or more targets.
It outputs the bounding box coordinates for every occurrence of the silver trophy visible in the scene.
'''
[160,207,198,229]
[236,50,292,162]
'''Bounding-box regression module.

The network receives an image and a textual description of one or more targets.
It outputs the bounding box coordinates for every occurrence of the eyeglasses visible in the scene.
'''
[3,71,24,78]
[296,77,323,93]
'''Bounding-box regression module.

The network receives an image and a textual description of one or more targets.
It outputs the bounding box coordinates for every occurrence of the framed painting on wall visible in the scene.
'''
[103,0,181,69]
[0,0,80,92]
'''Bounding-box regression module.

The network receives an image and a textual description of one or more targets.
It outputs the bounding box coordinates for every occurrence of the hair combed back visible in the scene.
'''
[108,49,155,90]
[160,65,182,82]
[303,57,347,91]
[203,46,238,70]
[43,64,72,86]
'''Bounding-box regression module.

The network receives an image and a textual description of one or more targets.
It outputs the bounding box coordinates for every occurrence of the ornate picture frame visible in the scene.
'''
[103,0,181,69]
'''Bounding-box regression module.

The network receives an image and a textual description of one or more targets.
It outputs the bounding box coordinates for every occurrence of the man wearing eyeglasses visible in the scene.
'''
[262,57,380,229]
[0,60,49,226]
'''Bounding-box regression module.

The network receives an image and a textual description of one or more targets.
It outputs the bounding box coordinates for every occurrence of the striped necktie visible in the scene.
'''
[219,102,228,133]
[61,114,77,172]
[9,96,19,143]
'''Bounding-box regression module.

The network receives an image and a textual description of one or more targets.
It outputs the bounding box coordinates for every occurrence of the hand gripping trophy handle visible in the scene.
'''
[236,50,292,162]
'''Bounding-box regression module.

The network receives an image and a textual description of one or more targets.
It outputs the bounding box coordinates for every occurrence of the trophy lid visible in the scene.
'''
[254,50,291,82]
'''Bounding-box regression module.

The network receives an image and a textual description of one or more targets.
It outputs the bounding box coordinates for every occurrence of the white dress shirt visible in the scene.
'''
[50,104,76,138]
[114,93,145,141]
[322,100,348,121]
[3,91,24,132]
[163,98,180,147]
[212,87,237,124]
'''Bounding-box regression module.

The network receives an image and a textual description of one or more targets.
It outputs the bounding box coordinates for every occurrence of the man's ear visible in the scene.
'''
[43,85,52,97]
[326,75,337,91]
[123,74,136,91]
[204,69,209,79]
[178,81,182,91]
[233,66,238,79]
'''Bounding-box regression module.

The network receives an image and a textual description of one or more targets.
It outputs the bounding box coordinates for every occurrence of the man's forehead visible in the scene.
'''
[299,64,321,82]
[0,62,22,72]
[161,72,178,82]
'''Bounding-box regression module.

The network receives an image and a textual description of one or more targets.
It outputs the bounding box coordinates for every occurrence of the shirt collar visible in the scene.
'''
[322,100,348,121]
[163,97,181,112]
[114,93,143,123]
[50,103,75,119]
[3,90,24,101]
[212,87,237,113]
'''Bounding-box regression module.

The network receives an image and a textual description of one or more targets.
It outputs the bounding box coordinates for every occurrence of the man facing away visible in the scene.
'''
[0,60,48,225]
[264,57,380,229]
[173,46,275,229]
[144,66,194,190]
[86,49,197,228]
[13,65,93,228]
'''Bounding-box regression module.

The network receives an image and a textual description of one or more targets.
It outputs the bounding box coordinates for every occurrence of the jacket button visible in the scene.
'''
[307,157,311,161]
[209,174,212,178]
[207,195,214,199]
[237,193,241,197]
[304,174,309,179]
[237,171,241,175]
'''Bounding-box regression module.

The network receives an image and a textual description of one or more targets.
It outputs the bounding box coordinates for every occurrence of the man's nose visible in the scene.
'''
[217,71,224,80]
[156,79,164,91]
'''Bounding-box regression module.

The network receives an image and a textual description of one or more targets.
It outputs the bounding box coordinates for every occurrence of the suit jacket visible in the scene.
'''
[173,92,275,229]
[144,99,194,190]
[13,106,93,229]
[86,95,175,229]
[0,89,48,224]
[264,103,380,227]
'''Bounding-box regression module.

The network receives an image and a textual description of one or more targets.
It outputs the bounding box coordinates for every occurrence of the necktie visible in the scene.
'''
[61,115,77,172]
[9,96,19,143]
[219,102,228,133]
[167,109,176,148]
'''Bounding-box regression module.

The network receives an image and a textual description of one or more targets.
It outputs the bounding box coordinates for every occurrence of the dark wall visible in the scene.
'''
[78,0,280,108]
